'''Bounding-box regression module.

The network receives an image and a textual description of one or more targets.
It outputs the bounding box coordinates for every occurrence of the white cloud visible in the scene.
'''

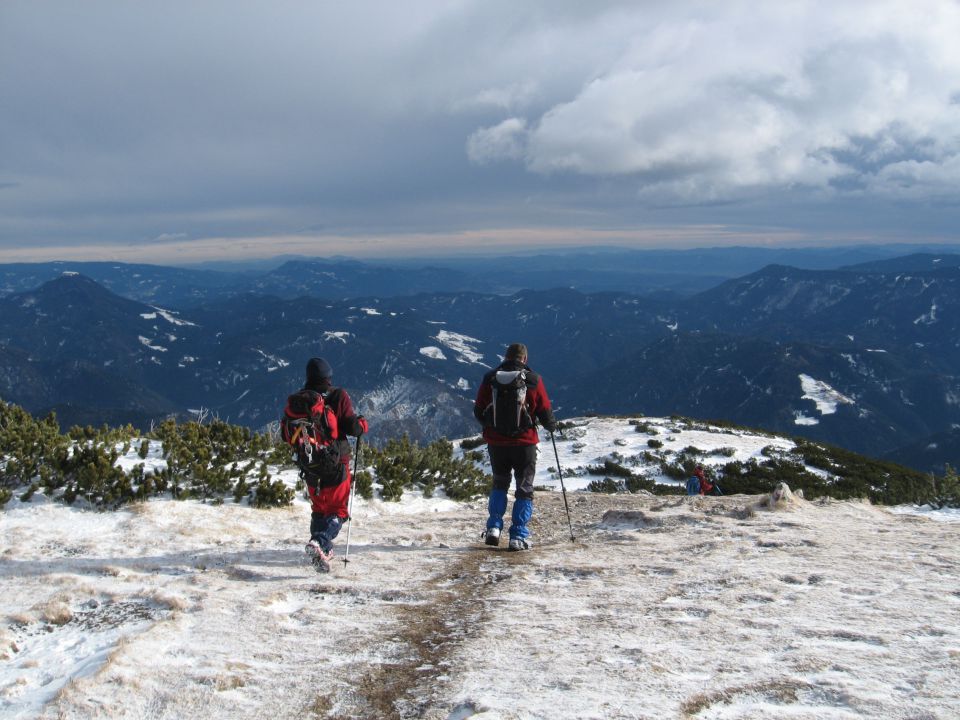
[455,81,538,112]
[471,1,960,202]
[467,118,529,164]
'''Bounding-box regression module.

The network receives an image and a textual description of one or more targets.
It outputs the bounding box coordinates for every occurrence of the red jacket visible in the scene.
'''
[473,361,555,446]
[695,468,713,495]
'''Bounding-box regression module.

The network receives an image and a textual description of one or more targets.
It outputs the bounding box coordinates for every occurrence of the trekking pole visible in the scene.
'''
[550,431,576,542]
[342,435,363,568]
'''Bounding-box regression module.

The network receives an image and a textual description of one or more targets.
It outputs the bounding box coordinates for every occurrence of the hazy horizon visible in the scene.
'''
[2,239,959,273]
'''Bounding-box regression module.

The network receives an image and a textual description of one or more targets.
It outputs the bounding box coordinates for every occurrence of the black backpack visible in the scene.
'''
[280,389,342,486]
[485,369,535,436]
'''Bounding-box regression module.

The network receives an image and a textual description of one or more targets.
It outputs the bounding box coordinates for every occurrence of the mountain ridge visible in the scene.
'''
[0,258,957,473]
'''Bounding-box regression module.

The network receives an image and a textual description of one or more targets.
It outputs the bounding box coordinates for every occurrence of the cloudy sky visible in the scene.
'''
[2,0,959,262]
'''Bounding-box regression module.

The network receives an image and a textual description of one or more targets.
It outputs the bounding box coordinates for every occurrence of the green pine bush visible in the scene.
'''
[364,435,490,502]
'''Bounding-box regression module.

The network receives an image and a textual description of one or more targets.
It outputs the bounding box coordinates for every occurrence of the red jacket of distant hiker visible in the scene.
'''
[695,468,714,495]
[473,361,556,446]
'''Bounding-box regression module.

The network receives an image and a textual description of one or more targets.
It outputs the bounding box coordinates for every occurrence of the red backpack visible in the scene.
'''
[281,389,341,483]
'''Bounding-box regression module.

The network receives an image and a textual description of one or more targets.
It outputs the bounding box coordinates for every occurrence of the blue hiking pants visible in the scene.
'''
[486,444,537,540]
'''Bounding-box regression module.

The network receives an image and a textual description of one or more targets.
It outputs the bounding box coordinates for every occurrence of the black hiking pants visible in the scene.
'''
[488,444,538,500]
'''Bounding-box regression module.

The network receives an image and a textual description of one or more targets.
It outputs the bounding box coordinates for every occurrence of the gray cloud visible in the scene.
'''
[1,0,959,258]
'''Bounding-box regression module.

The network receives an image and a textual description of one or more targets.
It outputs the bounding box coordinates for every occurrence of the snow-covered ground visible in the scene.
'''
[512,415,797,493]
[2,418,959,719]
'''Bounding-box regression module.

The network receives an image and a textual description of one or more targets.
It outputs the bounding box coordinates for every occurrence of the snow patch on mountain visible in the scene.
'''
[435,330,485,365]
[799,374,854,415]
[913,302,939,325]
[794,411,819,426]
[138,336,167,352]
[140,308,196,327]
[253,348,289,371]
[322,331,351,343]
[420,346,447,360]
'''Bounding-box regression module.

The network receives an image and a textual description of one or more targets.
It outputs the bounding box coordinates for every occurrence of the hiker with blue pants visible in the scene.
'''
[688,464,722,496]
[474,343,557,551]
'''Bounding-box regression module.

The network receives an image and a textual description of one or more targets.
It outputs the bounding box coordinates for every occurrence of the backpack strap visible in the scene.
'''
[288,424,304,444]
[324,387,343,408]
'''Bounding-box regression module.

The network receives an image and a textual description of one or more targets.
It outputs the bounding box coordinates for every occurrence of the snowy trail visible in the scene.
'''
[2,491,958,719]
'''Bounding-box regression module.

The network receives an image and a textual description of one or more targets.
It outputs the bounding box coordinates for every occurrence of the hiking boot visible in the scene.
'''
[305,540,334,573]
[508,537,531,552]
[483,527,501,547]
[312,548,334,573]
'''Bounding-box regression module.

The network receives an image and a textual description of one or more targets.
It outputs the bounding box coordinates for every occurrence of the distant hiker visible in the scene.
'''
[695,465,721,496]
[282,357,367,572]
[474,343,557,551]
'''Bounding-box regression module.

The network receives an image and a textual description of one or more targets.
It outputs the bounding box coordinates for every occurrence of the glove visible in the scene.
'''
[357,416,368,435]
[544,420,559,434]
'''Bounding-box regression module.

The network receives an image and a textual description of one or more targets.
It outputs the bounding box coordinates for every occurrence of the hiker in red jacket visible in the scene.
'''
[696,465,720,496]
[297,358,367,572]
[474,343,557,551]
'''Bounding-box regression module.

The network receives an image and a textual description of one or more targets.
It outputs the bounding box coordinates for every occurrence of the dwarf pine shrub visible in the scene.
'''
[586,459,634,479]
[365,435,490,502]
[250,478,295,508]
[0,401,285,508]
[586,477,621,493]
[718,458,824,496]
[459,435,486,450]
[793,439,933,504]
[353,469,374,500]
[932,465,960,508]
[0,401,68,488]
[586,474,657,495]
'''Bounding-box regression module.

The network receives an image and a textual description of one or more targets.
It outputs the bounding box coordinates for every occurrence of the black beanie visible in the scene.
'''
[306,357,333,385]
